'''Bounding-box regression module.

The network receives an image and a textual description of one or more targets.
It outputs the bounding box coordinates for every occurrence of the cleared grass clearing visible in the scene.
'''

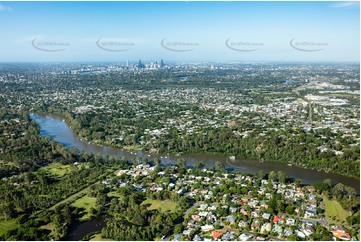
[40,162,71,177]
[0,218,19,236]
[71,195,97,221]
[324,197,350,225]
[141,199,177,212]
[39,162,90,178]
[48,181,99,211]
[107,191,124,200]
[90,233,114,241]
[39,222,56,236]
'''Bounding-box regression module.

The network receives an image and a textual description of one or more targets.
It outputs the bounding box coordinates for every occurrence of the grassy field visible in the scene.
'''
[0,218,19,236]
[107,191,124,200]
[141,199,177,212]
[324,197,350,224]
[39,162,90,178]
[39,162,72,177]
[90,233,114,241]
[71,195,97,221]
[48,181,99,211]
[39,222,56,236]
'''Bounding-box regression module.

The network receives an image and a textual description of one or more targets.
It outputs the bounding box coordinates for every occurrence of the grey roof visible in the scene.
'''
[222,231,235,241]
[226,215,237,223]
[262,213,271,220]
[174,234,182,241]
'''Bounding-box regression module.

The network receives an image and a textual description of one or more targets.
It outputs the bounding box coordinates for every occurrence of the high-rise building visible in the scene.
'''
[160,59,164,68]
[137,59,145,68]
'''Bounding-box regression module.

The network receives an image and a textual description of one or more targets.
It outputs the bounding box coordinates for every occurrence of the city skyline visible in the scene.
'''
[0,1,359,62]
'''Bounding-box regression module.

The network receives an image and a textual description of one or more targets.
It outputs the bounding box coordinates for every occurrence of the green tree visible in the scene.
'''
[277,171,287,184]
[286,205,294,215]
[257,170,265,179]
[177,159,187,169]
[194,161,205,169]
[268,171,277,182]
[154,158,161,167]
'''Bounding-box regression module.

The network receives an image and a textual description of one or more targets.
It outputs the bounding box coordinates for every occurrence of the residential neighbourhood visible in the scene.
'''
[100,162,355,241]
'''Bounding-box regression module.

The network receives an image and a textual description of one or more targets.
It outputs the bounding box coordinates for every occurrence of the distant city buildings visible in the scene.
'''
[160,59,165,68]
[137,59,145,69]
[59,59,167,74]
[137,59,166,70]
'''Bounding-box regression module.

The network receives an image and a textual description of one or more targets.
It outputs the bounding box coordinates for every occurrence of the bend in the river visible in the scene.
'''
[30,113,360,192]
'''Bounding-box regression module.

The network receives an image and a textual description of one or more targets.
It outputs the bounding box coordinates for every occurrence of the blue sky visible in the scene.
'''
[0,1,359,62]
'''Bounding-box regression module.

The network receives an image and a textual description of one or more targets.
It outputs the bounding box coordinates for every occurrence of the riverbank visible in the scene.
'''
[36,111,360,180]
[30,113,360,192]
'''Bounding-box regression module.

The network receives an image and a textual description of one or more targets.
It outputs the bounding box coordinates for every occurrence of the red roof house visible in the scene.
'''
[211,231,223,239]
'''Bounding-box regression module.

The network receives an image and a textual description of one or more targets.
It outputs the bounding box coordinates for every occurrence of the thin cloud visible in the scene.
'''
[0,3,12,12]
[331,1,360,8]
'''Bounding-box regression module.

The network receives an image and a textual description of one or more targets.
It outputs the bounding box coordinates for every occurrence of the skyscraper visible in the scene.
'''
[137,59,145,68]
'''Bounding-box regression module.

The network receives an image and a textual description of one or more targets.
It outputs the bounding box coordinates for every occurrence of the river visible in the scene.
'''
[31,113,359,191]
